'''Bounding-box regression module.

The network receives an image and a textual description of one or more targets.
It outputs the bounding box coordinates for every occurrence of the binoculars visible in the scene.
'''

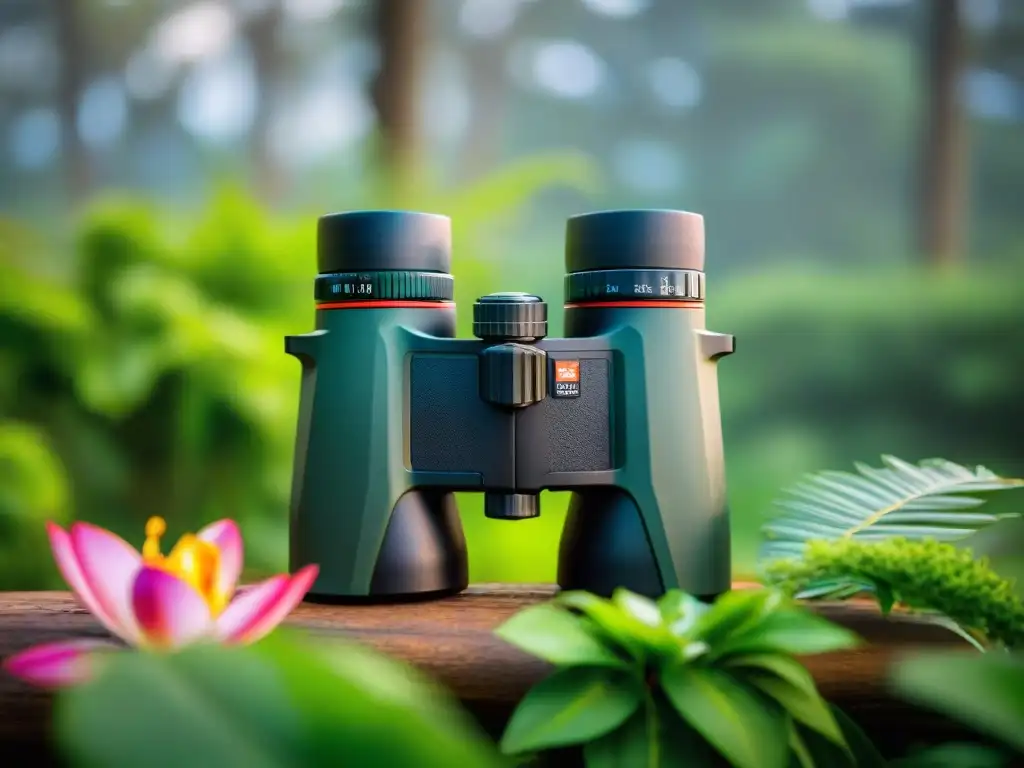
[286,208,735,603]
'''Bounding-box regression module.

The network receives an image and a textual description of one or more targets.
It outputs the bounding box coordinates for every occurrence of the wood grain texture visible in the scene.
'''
[0,585,976,763]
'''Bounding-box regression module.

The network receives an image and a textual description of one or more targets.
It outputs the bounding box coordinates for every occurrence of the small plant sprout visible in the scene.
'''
[494,587,876,768]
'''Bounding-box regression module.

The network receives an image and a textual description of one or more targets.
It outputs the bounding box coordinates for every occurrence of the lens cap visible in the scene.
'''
[565,209,705,274]
[317,210,452,274]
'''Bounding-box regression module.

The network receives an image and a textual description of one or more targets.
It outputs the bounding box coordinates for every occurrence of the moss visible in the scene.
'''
[763,537,1024,649]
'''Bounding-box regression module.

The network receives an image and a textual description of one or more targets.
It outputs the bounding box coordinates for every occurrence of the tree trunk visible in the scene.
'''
[53,0,91,205]
[919,0,968,268]
[247,4,286,207]
[368,0,429,203]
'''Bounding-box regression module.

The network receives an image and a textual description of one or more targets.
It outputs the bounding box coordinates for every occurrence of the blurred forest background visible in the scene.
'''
[1,0,1022,589]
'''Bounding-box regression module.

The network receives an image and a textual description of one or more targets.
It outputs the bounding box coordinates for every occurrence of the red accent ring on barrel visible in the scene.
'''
[564,300,703,309]
[317,301,455,310]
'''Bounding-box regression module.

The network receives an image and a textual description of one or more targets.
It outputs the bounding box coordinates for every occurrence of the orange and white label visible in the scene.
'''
[554,361,580,383]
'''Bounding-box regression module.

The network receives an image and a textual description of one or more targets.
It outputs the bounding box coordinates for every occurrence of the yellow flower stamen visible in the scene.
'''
[142,516,228,616]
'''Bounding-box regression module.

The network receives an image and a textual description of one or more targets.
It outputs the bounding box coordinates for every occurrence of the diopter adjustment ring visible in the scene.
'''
[314,271,454,303]
[472,293,548,341]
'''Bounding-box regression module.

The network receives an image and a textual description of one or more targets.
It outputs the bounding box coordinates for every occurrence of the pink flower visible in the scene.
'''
[2,517,318,688]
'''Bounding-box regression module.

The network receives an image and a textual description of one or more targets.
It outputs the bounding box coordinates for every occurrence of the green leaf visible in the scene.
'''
[787,717,815,768]
[500,666,643,755]
[759,455,1024,564]
[556,591,667,659]
[875,581,896,615]
[692,588,784,646]
[889,650,1024,754]
[55,633,502,768]
[714,607,860,659]
[790,704,886,768]
[829,704,887,768]
[724,654,845,745]
[658,590,710,632]
[888,742,1009,768]
[495,603,630,669]
[612,589,663,628]
[582,693,721,768]
[660,665,788,768]
[794,576,878,601]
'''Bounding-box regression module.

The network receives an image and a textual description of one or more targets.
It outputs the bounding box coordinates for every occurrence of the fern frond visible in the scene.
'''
[762,538,1024,649]
[759,455,1023,564]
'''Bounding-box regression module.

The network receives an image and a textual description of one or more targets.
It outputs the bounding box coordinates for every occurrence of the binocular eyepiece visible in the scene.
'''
[313,208,707,309]
[288,208,733,604]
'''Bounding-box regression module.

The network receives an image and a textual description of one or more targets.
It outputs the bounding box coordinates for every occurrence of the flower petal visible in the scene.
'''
[47,522,121,635]
[2,639,116,688]
[131,566,212,649]
[70,522,142,644]
[214,565,318,645]
[196,519,243,599]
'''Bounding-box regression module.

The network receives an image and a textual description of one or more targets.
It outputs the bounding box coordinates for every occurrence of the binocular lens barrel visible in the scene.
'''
[314,211,455,305]
[563,209,707,306]
[310,208,707,307]
[317,210,452,274]
[565,209,704,273]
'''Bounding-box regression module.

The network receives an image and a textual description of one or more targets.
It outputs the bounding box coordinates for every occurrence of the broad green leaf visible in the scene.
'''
[266,634,500,765]
[793,704,887,768]
[714,607,860,659]
[889,650,1024,754]
[759,455,1024,564]
[55,633,501,768]
[692,588,783,647]
[612,589,663,628]
[660,665,788,768]
[658,590,710,633]
[495,602,630,668]
[745,672,845,747]
[724,654,845,745]
[787,717,815,768]
[582,693,720,768]
[556,591,666,659]
[500,666,643,755]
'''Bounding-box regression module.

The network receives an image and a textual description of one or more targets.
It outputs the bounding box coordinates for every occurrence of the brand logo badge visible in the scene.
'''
[555,362,579,382]
[553,360,581,398]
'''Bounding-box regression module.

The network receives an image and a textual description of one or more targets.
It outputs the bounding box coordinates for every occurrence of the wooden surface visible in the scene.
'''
[0,584,975,762]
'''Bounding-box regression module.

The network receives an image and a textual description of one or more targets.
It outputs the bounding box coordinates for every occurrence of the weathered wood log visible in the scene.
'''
[0,585,975,764]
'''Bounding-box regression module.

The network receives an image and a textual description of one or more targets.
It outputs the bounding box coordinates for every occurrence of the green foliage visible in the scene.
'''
[890,742,1011,768]
[494,587,871,768]
[54,631,503,768]
[759,455,1024,563]
[714,268,1024,576]
[889,650,1024,758]
[0,150,600,586]
[763,538,1024,650]
[0,420,69,522]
